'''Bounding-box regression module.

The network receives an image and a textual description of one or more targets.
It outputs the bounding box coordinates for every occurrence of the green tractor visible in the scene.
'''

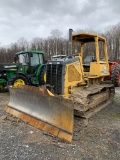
[0,50,45,91]
[0,63,17,90]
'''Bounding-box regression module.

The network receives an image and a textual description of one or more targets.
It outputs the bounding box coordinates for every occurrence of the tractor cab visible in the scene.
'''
[16,51,44,75]
[8,50,45,87]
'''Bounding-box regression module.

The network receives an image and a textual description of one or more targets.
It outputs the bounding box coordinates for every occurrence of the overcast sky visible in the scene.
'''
[0,0,120,45]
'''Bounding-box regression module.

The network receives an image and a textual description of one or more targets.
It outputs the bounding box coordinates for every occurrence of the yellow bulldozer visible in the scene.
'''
[6,29,115,143]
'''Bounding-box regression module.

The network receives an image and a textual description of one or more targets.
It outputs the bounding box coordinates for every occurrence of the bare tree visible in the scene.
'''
[0,23,120,63]
[17,37,29,51]
[50,29,63,55]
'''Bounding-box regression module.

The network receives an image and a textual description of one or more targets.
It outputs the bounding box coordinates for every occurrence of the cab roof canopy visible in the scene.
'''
[72,32,106,43]
[52,55,66,58]
[16,50,44,55]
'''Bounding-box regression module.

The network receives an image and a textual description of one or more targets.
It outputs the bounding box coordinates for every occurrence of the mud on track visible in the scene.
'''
[0,90,120,160]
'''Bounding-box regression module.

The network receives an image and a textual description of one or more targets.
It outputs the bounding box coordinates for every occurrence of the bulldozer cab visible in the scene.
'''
[72,33,110,78]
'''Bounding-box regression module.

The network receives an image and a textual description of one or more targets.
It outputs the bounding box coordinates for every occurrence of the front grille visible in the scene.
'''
[0,71,7,80]
[46,64,63,94]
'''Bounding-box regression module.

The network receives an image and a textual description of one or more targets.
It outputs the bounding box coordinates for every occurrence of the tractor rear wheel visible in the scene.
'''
[111,64,120,87]
[8,74,28,87]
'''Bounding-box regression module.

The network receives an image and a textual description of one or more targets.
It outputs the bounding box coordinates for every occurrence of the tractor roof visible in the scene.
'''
[16,50,44,55]
[72,32,106,43]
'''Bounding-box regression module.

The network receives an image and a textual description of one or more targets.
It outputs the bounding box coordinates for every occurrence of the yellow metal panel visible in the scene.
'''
[68,65,81,82]
[64,59,84,94]
[89,62,110,76]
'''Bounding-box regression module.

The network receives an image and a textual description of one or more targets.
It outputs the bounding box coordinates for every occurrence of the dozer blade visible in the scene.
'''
[5,85,74,143]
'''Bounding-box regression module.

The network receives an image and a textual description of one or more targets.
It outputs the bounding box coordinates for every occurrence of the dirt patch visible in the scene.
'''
[0,90,120,160]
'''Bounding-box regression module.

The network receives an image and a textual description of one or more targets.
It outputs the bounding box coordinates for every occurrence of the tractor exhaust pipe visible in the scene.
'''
[69,29,73,56]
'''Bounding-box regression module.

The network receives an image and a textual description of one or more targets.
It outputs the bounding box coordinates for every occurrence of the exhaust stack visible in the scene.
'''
[69,29,73,55]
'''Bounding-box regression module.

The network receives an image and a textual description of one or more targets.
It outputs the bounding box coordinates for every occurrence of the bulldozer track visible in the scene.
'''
[71,84,115,116]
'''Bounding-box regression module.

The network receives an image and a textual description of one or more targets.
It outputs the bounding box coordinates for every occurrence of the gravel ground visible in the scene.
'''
[0,89,120,160]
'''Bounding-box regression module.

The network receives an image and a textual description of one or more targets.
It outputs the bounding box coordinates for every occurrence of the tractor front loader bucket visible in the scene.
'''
[6,85,74,143]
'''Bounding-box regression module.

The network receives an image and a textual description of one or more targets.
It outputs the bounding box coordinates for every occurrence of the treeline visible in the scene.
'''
[0,23,120,63]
